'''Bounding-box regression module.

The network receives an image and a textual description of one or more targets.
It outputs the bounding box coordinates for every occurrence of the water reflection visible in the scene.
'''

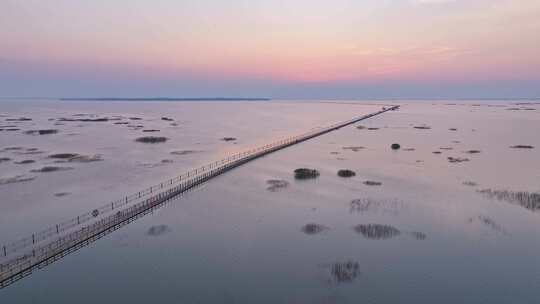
[478,189,540,213]
[353,224,401,240]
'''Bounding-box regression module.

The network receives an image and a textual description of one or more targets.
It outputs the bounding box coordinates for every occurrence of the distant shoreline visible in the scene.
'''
[59,97,271,101]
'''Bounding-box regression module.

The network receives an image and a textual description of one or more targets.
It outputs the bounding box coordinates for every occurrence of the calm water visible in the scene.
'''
[1,100,539,303]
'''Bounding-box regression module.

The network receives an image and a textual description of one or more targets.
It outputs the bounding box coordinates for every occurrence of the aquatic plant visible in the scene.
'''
[147,225,171,236]
[24,129,59,135]
[409,231,427,240]
[353,224,400,240]
[391,143,401,150]
[301,223,328,235]
[337,169,356,178]
[135,136,169,143]
[30,166,74,173]
[14,160,35,164]
[221,137,237,141]
[342,146,364,152]
[510,145,534,149]
[363,180,382,186]
[477,189,540,213]
[447,156,469,163]
[294,168,320,180]
[0,175,36,185]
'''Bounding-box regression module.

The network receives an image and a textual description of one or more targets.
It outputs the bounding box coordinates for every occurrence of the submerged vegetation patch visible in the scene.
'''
[350,198,403,214]
[468,215,506,234]
[363,180,382,186]
[147,225,171,236]
[447,156,470,163]
[170,150,202,156]
[330,261,360,283]
[266,179,289,192]
[477,189,540,213]
[221,137,237,141]
[342,146,365,152]
[0,174,36,185]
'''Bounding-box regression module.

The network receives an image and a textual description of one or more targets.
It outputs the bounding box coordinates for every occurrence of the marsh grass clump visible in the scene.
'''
[510,145,534,149]
[356,125,366,130]
[24,129,59,135]
[31,166,74,173]
[135,136,168,143]
[294,168,320,180]
[337,169,356,178]
[367,127,380,130]
[477,189,540,212]
[353,224,400,240]
[170,150,201,155]
[221,137,237,141]
[330,261,360,283]
[391,143,401,150]
[301,223,328,235]
[49,153,79,159]
[414,125,431,130]
[350,198,403,214]
[15,160,35,164]
[266,179,289,192]
[465,150,481,154]
[142,129,160,132]
[0,157,11,163]
[161,117,174,121]
[448,156,469,163]
[363,180,382,186]
[462,181,478,187]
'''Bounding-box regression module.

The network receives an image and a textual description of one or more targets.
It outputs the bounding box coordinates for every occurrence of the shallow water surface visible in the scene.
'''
[1,100,539,303]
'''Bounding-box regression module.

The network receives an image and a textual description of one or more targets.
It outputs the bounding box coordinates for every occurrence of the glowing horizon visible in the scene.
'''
[1,0,539,98]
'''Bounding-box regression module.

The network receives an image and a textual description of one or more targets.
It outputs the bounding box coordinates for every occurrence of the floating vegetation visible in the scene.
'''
[301,223,328,235]
[2,146,24,151]
[129,117,142,120]
[353,224,400,240]
[14,160,35,164]
[337,169,356,178]
[5,128,20,131]
[161,117,174,121]
[356,125,366,130]
[330,261,360,283]
[54,192,71,197]
[477,189,540,213]
[363,180,382,186]
[135,136,168,143]
[170,150,201,156]
[24,129,59,135]
[294,168,320,180]
[0,175,36,185]
[266,179,289,192]
[468,215,506,234]
[449,128,458,131]
[432,151,442,154]
[31,166,74,173]
[342,146,364,152]
[221,137,237,141]
[0,157,11,163]
[367,127,379,130]
[114,122,129,125]
[414,125,431,130]
[330,151,339,155]
[147,225,171,236]
[448,156,469,163]
[142,129,160,132]
[465,150,481,154]
[462,181,478,187]
[403,148,416,151]
[409,231,427,240]
[510,145,534,149]
[440,147,453,150]
[161,159,174,164]
[391,143,401,150]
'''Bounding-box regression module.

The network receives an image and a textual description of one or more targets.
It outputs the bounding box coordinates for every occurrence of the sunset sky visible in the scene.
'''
[1,0,539,99]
